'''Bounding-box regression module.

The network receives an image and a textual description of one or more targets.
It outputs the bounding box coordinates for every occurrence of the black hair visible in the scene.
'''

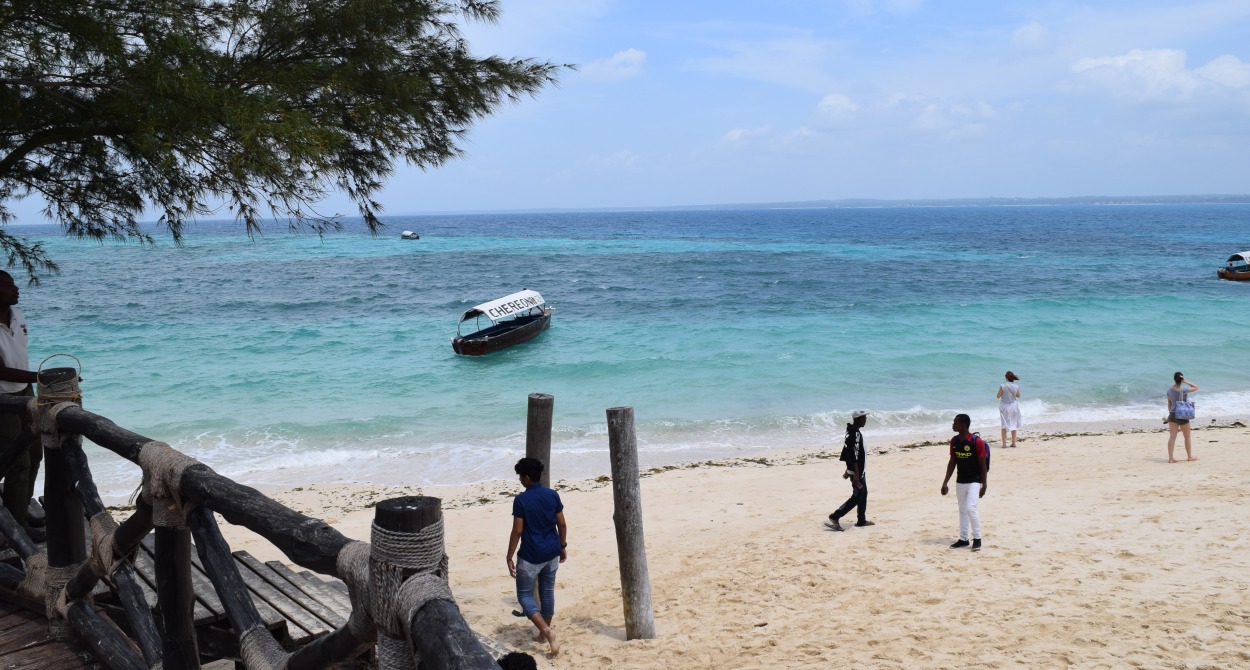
[497,652,538,670]
[953,413,971,428]
[1173,371,1184,384]
[514,457,544,482]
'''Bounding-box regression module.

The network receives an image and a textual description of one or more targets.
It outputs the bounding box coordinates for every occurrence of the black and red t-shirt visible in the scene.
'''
[949,432,988,484]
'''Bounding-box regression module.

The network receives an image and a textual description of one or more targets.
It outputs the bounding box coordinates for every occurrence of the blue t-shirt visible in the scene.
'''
[513,484,564,563]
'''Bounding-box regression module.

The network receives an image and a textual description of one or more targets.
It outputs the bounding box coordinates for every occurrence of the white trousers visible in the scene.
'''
[956,482,982,541]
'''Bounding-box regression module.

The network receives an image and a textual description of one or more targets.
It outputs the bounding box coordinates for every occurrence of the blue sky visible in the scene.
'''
[366,0,1250,213]
[13,0,1250,221]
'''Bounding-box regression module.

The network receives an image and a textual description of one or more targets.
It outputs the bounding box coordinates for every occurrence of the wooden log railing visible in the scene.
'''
[0,368,502,670]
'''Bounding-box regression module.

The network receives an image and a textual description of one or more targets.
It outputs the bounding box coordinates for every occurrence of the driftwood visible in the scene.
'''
[606,406,657,640]
[0,379,503,669]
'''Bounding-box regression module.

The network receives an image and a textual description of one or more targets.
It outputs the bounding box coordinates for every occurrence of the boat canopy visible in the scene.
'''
[1226,252,1250,264]
[459,289,546,324]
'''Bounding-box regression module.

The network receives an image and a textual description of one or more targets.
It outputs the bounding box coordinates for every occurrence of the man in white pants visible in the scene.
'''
[940,413,988,552]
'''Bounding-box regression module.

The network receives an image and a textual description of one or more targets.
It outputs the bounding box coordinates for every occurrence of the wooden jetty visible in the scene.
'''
[0,366,510,669]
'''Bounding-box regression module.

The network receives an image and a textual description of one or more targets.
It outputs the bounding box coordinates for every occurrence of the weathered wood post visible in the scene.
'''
[370,496,497,670]
[606,406,656,640]
[525,393,554,488]
[35,366,87,640]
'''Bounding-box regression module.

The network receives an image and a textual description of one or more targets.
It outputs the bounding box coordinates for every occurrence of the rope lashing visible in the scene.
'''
[46,561,81,640]
[138,441,202,528]
[88,511,121,577]
[369,518,452,639]
[337,541,375,641]
[240,623,290,670]
[34,401,78,451]
[377,634,417,670]
[16,552,47,602]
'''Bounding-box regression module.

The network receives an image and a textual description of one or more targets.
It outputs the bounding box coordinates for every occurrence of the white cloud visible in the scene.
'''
[913,102,996,137]
[581,49,647,82]
[1012,22,1050,51]
[1196,54,1250,89]
[685,31,846,93]
[1071,48,1250,102]
[721,126,775,145]
[817,93,859,120]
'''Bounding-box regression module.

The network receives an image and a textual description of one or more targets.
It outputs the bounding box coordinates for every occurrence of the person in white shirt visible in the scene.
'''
[0,270,40,529]
[996,371,1022,448]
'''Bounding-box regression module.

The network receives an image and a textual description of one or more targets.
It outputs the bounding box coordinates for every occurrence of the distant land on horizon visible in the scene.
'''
[401,193,1250,217]
[8,194,1250,228]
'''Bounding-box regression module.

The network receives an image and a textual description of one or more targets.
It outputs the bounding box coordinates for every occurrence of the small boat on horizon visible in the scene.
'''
[452,289,553,356]
[1217,251,1250,281]
[401,230,420,240]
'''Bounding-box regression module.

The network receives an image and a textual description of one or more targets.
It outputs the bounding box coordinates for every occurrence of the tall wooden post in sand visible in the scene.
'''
[525,393,554,488]
[606,406,656,640]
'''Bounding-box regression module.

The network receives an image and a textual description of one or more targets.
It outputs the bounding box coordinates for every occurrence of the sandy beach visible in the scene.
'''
[220,420,1250,668]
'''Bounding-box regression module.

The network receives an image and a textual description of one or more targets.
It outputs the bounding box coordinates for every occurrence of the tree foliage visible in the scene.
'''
[0,0,561,277]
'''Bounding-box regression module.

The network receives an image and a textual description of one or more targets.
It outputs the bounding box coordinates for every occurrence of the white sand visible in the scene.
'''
[222,421,1250,668]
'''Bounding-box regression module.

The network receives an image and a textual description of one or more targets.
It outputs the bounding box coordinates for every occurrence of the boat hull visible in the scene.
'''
[1217,268,1250,281]
[452,309,553,355]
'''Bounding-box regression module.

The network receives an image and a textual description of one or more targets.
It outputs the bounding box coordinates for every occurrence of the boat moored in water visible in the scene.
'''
[401,230,420,240]
[1218,251,1250,281]
[452,289,553,355]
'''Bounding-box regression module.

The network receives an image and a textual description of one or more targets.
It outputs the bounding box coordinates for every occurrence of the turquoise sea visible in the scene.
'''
[14,204,1250,499]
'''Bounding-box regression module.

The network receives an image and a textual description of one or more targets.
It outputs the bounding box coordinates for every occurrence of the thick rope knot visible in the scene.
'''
[88,511,121,577]
[45,562,80,640]
[36,401,78,452]
[396,572,455,624]
[139,441,201,527]
[16,552,47,602]
[369,519,448,639]
[240,624,289,670]
[337,541,375,641]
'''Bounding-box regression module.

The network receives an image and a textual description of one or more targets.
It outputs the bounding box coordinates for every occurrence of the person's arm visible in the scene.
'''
[555,511,568,563]
[0,363,37,385]
[1015,386,1021,399]
[1167,389,1174,412]
[941,456,956,495]
[978,456,988,497]
[506,517,524,577]
[1186,381,1198,392]
[996,386,1003,399]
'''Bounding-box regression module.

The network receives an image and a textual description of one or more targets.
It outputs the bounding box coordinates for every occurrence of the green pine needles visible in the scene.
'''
[0,0,563,278]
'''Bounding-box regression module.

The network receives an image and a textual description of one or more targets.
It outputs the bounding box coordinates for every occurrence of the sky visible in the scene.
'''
[12,0,1250,221]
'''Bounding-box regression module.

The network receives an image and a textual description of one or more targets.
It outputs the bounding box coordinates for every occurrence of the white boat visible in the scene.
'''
[401,230,420,240]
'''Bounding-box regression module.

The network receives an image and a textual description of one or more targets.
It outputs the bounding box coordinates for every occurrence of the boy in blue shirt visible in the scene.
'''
[506,457,567,655]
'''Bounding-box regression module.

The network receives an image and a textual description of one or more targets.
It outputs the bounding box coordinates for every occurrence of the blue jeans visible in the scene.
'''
[515,556,559,620]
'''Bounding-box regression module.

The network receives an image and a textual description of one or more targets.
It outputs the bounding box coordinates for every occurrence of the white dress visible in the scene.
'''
[998,382,1022,431]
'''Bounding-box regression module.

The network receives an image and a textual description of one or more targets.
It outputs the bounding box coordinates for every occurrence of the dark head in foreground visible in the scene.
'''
[515,457,545,484]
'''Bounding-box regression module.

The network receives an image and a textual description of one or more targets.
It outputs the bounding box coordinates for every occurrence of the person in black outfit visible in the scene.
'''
[825,410,875,531]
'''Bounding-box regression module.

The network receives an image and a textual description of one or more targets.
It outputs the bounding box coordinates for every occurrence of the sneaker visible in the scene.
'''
[855,520,876,527]
[972,539,982,552]
[950,539,970,549]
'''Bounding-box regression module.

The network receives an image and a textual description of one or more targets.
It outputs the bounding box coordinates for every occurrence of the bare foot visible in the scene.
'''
[1168,459,1177,463]
[1187,456,1198,461]
[545,627,560,655]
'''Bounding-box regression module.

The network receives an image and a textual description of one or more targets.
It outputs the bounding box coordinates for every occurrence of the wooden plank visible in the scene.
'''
[2,641,98,670]
[261,560,350,626]
[1,603,39,632]
[140,534,222,624]
[0,623,50,655]
[308,570,351,599]
[226,552,319,643]
[133,537,213,624]
[300,565,360,612]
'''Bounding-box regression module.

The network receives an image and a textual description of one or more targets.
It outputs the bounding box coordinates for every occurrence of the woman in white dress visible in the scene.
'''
[997,371,1022,447]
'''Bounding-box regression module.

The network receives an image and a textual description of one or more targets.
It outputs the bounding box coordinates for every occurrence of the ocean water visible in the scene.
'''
[14,204,1250,500]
